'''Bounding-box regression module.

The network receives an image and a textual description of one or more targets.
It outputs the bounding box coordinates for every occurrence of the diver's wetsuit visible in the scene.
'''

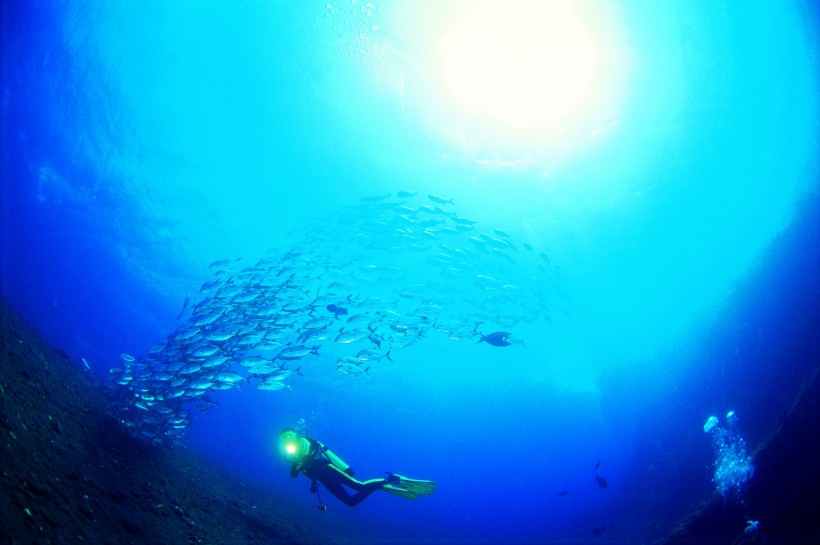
[289,438,387,507]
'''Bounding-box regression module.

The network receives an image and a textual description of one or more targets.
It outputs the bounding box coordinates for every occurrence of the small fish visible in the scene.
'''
[275,345,320,361]
[555,490,569,497]
[192,345,220,358]
[202,356,230,368]
[208,257,241,270]
[213,373,244,384]
[367,333,383,349]
[335,329,368,345]
[297,327,333,345]
[179,364,203,375]
[246,364,281,376]
[270,366,303,382]
[303,317,333,330]
[744,520,760,536]
[192,313,220,327]
[204,331,234,343]
[238,355,272,367]
[232,291,261,304]
[397,190,417,198]
[336,359,371,377]
[356,348,393,362]
[176,294,190,320]
[199,279,221,293]
[360,193,391,203]
[594,461,608,488]
[452,215,477,226]
[346,313,375,326]
[196,400,219,412]
[189,380,215,390]
[256,379,290,391]
[253,339,283,351]
[592,526,606,537]
[427,194,454,205]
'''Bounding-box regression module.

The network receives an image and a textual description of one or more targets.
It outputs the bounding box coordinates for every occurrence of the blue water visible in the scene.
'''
[2,1,819,543]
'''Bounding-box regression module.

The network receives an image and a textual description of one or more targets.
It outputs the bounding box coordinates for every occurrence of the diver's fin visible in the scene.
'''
[382,484,418,501]
[390,474,437,495]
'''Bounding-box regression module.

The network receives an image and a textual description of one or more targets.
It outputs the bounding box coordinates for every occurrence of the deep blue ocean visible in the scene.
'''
[2,1,819,543]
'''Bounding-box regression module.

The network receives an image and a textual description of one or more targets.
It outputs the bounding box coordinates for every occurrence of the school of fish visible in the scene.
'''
[109,192,555,445]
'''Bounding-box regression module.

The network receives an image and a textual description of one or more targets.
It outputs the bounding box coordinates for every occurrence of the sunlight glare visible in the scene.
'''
[434,1,613,136]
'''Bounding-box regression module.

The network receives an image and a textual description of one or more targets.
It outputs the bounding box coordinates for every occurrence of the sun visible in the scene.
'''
[430,0,623,140]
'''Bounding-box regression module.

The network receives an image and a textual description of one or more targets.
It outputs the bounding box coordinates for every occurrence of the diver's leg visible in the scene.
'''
[319,479,360,507]
[344,480,385,506]
[325,465,386,506]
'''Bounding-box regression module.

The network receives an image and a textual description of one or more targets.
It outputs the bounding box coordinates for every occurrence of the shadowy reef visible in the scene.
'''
[658,365,820,545]
[1,297,341,545]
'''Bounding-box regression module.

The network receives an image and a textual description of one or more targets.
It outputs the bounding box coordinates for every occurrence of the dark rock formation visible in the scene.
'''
[659,367,820,545]
[1,297,341,545]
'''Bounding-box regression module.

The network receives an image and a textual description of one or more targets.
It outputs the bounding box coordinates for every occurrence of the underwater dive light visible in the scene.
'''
[279,429,303,460]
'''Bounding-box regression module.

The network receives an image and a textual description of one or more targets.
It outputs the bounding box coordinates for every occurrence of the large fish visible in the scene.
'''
[476,331,515,347]
[326,303,348,316]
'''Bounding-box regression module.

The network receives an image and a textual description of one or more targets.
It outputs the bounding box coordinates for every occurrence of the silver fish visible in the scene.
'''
[428,194,454,205]
[256,379,290,391]
[336,359,371,377]
[275,345,319,360]
[335,329,368,344]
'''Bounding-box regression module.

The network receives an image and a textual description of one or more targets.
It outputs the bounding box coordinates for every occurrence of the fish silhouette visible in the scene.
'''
[594,461,608,488]
[326,304,348,316]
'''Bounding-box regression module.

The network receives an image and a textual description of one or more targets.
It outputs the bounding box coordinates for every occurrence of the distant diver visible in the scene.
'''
[278,428,437,509]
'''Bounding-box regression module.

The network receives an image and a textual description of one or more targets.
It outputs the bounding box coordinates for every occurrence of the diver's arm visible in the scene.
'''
[290,462,302,478]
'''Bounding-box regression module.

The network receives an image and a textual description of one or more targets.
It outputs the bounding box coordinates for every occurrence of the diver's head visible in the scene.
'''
[279,428,309,463]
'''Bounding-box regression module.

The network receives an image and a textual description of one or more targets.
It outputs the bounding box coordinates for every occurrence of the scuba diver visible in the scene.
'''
[278,428,436,509]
